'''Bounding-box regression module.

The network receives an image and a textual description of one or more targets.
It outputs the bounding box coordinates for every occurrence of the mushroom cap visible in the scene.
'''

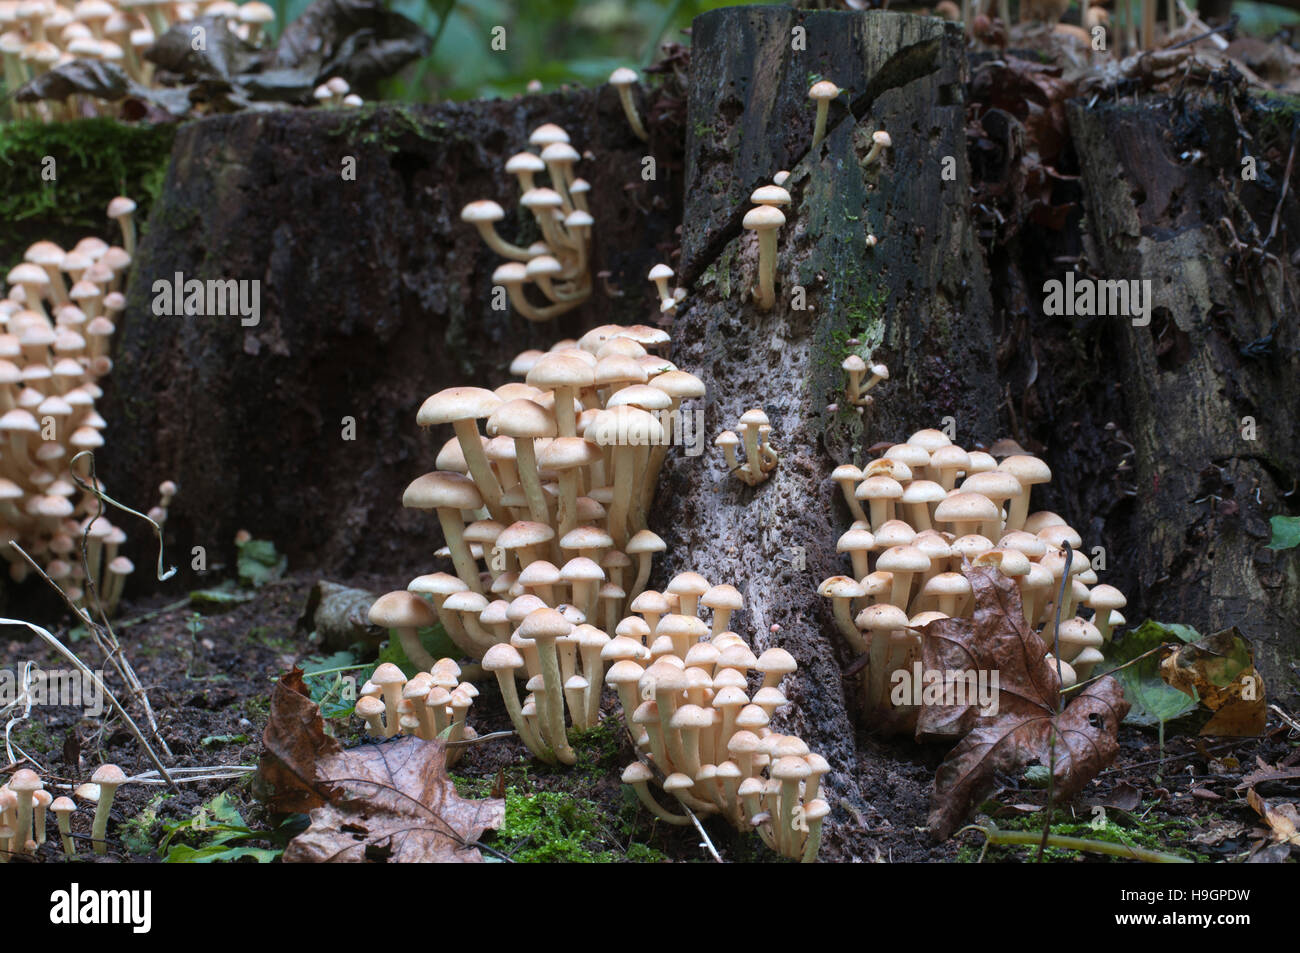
[622,761,653,784]
[527,352,594,391]
[902,479,947,505]
[935,492,999,523]
[842,354,867,373]
[756,647,797,678]
[520,187,564,210]
[51,796,76,814]
[742,205,785,230]
[487,398,556,440]
[961,470,1023,501]
[855,475,903,500]
[607,383,672,411]
[700,583,743,611]
[648,263,674,282]
[808,79,841,100]
[594,353,648,388]
[7,262,48,286]
[239,1,275,23]
[750,185,792,206]
[908,428,953,451]
[856,602,909,632]
[714,430,741,448]
[403,470,483,511]
[590,404,663,447]
[559,556,604,583]
[837,527,875,552]
[1087,584,1127,611]
[10,767,43,792]
[408,572,468,596]
[482,642,525,672]
[657,613,710,642]
[460,199,505,223]
[371,662,406,687]
[872,130,892,148]
[666,571,710,599]
[649,370,705,399]
[922,572,971,597]
[818,575,865,599]
[417,386,501,425]
[973,547,1031,576]
[539,435,602,470]
[998,454,1052,486]
[519,607,572,641]
[369,590,436,629]
[528,123,570,146]
[443,590,489,614]
[90,763,126,786]
[505,152,546,174]
[540,142,580,164]
[876,545,930,574]
[609,66,639,86]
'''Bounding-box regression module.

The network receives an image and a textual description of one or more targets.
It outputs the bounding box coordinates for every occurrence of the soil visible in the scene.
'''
[2,575,1293,863]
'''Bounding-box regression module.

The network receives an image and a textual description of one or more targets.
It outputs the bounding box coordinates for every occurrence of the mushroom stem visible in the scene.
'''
[396,626,436,672]
[811,99,831,151]
[472,221,535,261]
[608,445,635,549]
[629,779,691,824]
[435,507,484,594]
[536,640,576,765]
[755,227,778,311]
[452,419,508,524]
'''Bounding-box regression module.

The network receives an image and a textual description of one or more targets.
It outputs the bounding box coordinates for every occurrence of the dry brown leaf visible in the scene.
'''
[918,567,1130,840]
[1160,628,1267,737]
[1247,788,1300,848]
[258,668,504,863]
[283,735,505,863]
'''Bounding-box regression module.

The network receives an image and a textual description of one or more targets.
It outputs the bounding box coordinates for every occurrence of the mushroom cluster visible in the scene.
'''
[395,324,705,668]
[1,198,163,612]
[841,355,888,409]
[310,75,362,109]
[461,122,595,323]
[0,762,124,858]
[605,572,828,862]
[353,656,478,766]
[0,0,276,121]
[715,408,778,486]
[820,429,1128,715]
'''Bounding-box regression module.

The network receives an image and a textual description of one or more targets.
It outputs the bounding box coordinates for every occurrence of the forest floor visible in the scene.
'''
[2,570,1295,863]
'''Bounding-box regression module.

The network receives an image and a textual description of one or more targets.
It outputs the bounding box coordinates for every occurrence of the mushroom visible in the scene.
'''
[403,471,486,593]
[863,130,892,166]
[743,205,785,311]
[808,80,841,151]
[89,763,125,855]
[106,196,137,257]
[461,200,533,261]
[51,796,76,855]
[369,590,438,672]
[608,67,649,141]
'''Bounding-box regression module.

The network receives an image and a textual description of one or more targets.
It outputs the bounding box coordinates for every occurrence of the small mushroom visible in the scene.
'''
[608,67,649,141]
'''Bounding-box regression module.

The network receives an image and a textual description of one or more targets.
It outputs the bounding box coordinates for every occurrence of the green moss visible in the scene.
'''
[325,104,448,154]
[10,719,54,755]
[958,809,1210,863]
[479,786,669,863]
[0,119,174,228]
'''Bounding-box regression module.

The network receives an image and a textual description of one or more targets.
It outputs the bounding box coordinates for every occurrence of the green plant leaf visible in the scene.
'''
[163,844,281,863]
[1101,621,1200,728]
[201,733,250,747]
[237,538,287,588]
[1267,515,1300,550]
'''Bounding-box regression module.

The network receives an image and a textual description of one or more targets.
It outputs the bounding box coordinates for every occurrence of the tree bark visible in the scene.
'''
[1068,98,1300,685]
[657,7,995,859]
[98,90,684,585]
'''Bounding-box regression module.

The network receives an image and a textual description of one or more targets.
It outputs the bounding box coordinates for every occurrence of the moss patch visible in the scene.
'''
[957,809,1211,863]
[0,119,174,228]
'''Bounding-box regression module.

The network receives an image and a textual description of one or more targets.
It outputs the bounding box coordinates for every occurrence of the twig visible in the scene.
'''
[680,801,723,862]
[1265,117,1298,248]
[10,540,173,758]
[0,611,175,788]
[962,824,1191,863]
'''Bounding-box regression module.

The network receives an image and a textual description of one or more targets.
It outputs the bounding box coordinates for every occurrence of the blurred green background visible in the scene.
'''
[281,0,770,101]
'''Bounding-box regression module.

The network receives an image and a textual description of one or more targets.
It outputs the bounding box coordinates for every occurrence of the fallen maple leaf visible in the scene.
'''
[917,567,1130,840]
[258,668,504,863]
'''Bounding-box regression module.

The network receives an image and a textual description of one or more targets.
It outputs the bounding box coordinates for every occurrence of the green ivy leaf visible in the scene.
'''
[1267,515,1300,551]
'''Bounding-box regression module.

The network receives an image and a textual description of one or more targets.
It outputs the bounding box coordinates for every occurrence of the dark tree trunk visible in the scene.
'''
[98,90,684,585]
[657,7,995,860]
